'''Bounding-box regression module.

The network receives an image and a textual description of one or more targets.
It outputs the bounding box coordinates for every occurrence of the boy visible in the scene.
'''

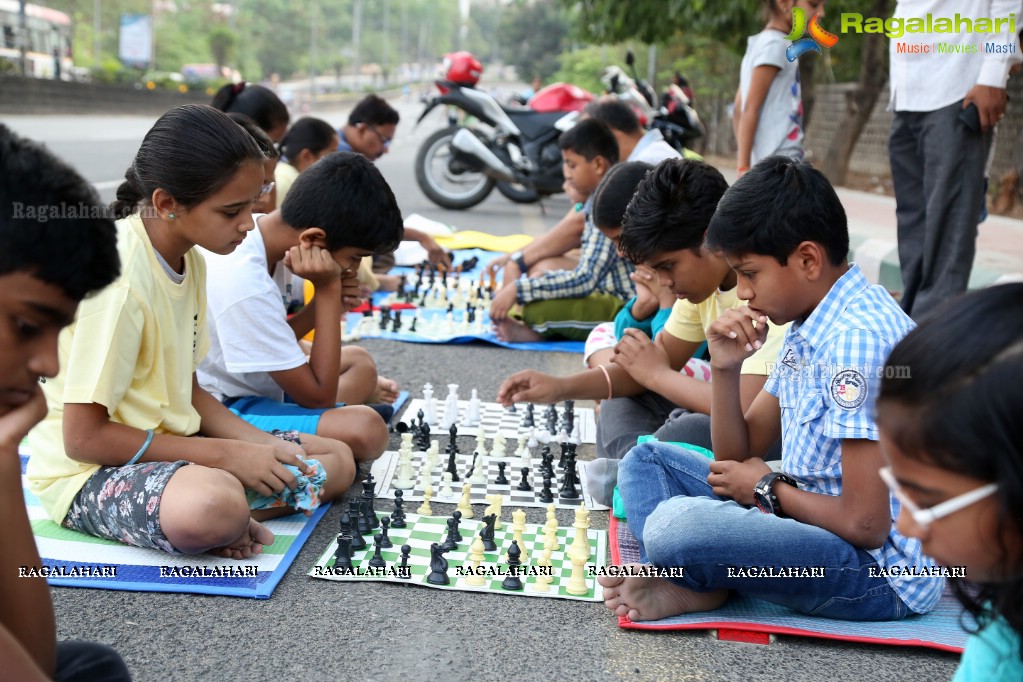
[490,119,629,342]
[600,156,943,622]
[498,159,786,503]
[0,125,131,680]
[198,152,402,463]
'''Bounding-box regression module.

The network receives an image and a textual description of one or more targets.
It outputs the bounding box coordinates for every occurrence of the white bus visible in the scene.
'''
[0,0,73,79]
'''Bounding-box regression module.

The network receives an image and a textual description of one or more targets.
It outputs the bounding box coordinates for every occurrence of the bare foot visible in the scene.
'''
[598,564,729,621]
[210,518,275,560]
[492,319,544,343]
[370,376,399,404]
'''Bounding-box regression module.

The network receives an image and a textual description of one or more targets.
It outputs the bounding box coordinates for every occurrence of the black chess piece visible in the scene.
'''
[333,534,354,571]
[466,452,479,480]
[451,510,463,542]
[368,533,387,568]
[558,441,568,470]
[397,544,412,579]
[348,500,367,550]
[446,448,460,483]
[495,461,509,485]
[379,516,394,548]
[559,456,580,500]
[539,474,554,503]
[391,490,407,528]
[393,309,403,332]
[522,403,535,428]
[501,541,524,590]
[481,513,498,551]
[447,423,460,454]
[427,543,450,585]
[359,475,379,531]
[409,316,418,333]
[440,518,459,551]
[516,467,531,491]
[338,510,353,536]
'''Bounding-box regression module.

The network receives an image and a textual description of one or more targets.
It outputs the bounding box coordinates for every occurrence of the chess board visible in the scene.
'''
[400,398,597,443]
[370,449,610,511]
[344,307,493,343]
[309,512,608,601]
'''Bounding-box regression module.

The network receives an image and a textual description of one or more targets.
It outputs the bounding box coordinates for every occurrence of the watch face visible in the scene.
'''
[754,489,774,514]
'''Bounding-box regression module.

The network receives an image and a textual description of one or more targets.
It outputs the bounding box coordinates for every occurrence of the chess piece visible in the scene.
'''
[456,483,474,519]
[360,475,379,530]
[470,453,487,485]
[442,383,460,429]
[368,533,387,568]
[484,494,504,530]
[565,551,589,596]
[570,508,590,561]
[394,448,415,489]
[397,544,412,579]
[427,543,450,585]
[495,462,509,485]
[450,510,464,542]
[543,517,560,552]
[391,490,407,528]
[464,535,487,586]
[507,508,529,562]
[379,516,394,548]
[439,472,454,498]
[516,467,531,492]
[530,548,553,593]
[417,485,434,515]
[480,513,498,551]
[514,435,528,460]
[465,388,482,426]
[333,534,354,571]
[538,474,554,503]
[440,517,460,551]
[501,541,524,591]
[348,500,367,551]
[445,447,460,483]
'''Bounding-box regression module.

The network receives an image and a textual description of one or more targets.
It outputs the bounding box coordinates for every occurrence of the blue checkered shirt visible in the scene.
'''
[515,216,635,304]
[764,265,942,614]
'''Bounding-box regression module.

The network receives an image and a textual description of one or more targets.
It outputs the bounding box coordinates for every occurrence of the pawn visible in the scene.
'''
[391,490,407,528]
[417,484,434,516]
[464,535,487,587]
[530,547,553,593]
[451,510,464,542]
[516,467,531,492]
[456,483,474,519]
[495,461,509,485]
[379,516,394,548]
[439,472,454,498]
[396,544,413,579]
[368,533,387,568]
[538,474,554,503]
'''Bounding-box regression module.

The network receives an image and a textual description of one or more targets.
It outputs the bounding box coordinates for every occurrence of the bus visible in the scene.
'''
[0,0,72,79]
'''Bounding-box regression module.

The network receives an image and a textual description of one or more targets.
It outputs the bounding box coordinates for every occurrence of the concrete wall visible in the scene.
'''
[0,76,206,115]
[805,77,1023,181]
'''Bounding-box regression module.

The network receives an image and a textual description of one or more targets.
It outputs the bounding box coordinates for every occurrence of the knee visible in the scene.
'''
[316,442,357,500]
[160,467,250,553]
[643,497,714,560]
[319,406,388,461]
[344,345,377,371]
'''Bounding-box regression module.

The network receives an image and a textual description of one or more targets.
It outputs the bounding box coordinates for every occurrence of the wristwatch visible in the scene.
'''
[753,472,799,516]
[510,250,528,274]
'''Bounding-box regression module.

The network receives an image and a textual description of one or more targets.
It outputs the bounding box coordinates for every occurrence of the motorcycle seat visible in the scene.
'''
[501,109,567,141]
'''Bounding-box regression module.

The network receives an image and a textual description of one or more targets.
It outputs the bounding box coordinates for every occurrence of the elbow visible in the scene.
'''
[846,516,891,550]
[63,430,98,463]
[289,389,336,410]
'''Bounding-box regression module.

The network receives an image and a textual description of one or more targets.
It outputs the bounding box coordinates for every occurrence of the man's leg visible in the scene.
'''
[54,641,132,682]
[908,101,992,318]
[595,391,677,460]
[889,110,927,314]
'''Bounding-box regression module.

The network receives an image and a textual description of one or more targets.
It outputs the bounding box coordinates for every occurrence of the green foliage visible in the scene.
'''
[563,0,759,49]
[208,27,238,71]
[552,46,613,94]
[499,0,570,81]
[657,34,742,107]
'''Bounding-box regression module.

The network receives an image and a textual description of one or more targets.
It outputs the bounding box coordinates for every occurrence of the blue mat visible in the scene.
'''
[611,517,970,652]
[21,450,329,599]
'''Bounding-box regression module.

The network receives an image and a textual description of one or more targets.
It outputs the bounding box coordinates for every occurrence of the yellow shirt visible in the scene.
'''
[274,162,300,208]
[27,214,210,522]
[662,287,787,375]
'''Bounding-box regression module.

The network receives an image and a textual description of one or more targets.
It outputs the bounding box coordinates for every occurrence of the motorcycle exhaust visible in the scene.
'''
[450,129,519,184]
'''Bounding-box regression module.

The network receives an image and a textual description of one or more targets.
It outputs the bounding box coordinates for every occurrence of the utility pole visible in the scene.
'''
[18,0,26,76]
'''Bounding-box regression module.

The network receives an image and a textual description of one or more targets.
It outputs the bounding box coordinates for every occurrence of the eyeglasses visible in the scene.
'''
[259,181,275,197]
[878,466,999,529]
[367,125,392,148]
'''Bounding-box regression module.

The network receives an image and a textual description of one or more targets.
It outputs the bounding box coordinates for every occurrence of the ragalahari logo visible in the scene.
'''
[786,7,840,61]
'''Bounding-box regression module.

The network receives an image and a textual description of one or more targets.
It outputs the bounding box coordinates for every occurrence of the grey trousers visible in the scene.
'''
[595,391,781,461]
[888,100,993,319]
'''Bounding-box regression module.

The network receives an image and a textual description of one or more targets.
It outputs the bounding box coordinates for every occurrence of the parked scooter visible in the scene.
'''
[414,52,592,210]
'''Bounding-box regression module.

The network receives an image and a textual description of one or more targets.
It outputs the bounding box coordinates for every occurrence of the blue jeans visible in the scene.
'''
[618,442,911,621]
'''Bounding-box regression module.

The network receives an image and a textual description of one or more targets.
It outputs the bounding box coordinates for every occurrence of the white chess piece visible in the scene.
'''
[490,433,506,458]
[439,472,454,498]
[422,383,437,426]
[442,383,460,429]
[466,389,482,427]
[394,449,415,489]
[514,435,528,458]
[470,453,487,485]
[569,421,582,446]
[417,485,434,515]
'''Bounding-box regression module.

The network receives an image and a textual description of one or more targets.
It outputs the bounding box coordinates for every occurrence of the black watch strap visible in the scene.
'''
[511,251,528,274]
[754,472,799,517]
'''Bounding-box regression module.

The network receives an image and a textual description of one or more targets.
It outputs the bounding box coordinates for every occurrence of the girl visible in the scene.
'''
[733,0,825,174]
[275,116,339,207]
[212,81,290,142]
[877,283,1023,680]
[227,112,280,214]
[27,104,354,560]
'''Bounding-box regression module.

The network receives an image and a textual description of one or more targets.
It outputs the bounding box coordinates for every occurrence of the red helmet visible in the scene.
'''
[443,51,482,87]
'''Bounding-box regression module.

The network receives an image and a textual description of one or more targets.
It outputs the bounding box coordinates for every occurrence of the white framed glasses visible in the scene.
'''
[878,466,999,529]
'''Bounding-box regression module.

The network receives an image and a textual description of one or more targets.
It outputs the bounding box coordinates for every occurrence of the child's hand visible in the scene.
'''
[489,283,518,321]
[611,328,671,388]
[497,370,562,406]
[419,235,451,269]
[223,441,306,497]
[706,306,769,372]
[562,179,586,205]
[706,457,771,505]
[339,271,364,314]
[484,254,510,279]
[0,385,47,452]
[285,242,342,289]
[630,266,664,320]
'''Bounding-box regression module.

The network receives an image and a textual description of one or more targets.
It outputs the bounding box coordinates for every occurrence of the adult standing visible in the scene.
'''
[888,0,1021,318]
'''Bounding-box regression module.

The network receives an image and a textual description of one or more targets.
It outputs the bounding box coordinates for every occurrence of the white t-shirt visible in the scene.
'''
[628,129,681,165]
[198,216,308,402]
[739,29,804,164]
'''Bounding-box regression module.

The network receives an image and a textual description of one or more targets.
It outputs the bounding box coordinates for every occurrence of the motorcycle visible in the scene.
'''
[414,79,592,210]
[602,50,705,155]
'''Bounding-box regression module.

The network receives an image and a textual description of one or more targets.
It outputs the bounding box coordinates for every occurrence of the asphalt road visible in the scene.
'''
[3,101,962,681]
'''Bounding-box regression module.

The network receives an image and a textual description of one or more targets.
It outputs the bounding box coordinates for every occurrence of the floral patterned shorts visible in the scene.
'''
[63,460,191,554]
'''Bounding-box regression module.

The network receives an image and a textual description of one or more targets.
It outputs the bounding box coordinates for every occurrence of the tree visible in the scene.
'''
[208,27,238,75]
[500,0,570,81]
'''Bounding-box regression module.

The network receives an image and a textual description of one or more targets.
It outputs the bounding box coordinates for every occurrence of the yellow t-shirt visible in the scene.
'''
[27,214,210,522]
[662,287,787,375]
[274,162,300,208]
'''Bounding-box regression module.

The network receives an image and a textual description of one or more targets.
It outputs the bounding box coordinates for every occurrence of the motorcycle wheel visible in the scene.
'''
[415,126,496,210]
[496,181,540,204]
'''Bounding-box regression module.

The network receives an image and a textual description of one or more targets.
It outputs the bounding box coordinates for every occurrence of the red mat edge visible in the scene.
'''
[606,516,965,654]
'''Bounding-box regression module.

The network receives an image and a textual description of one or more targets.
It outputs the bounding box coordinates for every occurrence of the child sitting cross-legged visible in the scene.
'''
[600,156,943,622]
[198,151,402,462]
